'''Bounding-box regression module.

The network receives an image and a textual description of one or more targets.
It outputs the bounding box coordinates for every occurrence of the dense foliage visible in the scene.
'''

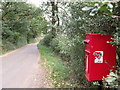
[40,1,120,88]
[1,2,48,53]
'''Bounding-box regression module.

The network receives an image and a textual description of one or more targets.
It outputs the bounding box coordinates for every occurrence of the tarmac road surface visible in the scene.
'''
[1,43,50,88]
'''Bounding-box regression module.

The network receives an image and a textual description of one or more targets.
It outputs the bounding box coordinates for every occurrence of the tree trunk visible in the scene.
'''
[51,1,56,38]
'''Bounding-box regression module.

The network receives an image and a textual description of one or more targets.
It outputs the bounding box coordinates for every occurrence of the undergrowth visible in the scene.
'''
[37,44,73,88]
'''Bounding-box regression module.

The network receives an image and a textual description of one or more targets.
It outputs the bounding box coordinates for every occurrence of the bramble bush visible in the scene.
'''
[102,70,119,88]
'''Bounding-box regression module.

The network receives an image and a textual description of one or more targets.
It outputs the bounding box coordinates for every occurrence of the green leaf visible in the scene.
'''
[89,8,99,16]
[89,12,95,16]
[99,4,107,13]
[107,72,118,77]
[105,77,116,83]
[82,6,92,11]
[108,3,113,9]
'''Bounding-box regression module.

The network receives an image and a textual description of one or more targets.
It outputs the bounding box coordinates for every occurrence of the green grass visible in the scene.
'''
[1,49,12,55]
[37,44,72,88]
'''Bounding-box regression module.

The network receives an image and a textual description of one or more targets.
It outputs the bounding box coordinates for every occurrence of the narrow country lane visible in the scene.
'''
[1,43,50,88]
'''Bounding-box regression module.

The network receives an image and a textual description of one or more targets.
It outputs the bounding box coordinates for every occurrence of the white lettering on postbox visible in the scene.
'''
[93,51,103,63]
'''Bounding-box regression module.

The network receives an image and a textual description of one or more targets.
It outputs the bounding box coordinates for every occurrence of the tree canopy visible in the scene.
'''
[1,2,48,52]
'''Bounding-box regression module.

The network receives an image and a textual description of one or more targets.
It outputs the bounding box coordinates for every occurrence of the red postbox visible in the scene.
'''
[84,33,116,81]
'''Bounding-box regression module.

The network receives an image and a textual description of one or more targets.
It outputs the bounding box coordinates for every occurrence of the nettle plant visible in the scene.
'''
[93,70,119,88]
[102,69,119,88]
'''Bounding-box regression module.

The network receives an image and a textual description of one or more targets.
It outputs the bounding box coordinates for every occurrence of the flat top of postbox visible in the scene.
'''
[86,33,103,35]
[86,33,112,36]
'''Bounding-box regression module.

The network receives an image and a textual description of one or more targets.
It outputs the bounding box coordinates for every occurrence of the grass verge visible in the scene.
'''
[37,44,72,88]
